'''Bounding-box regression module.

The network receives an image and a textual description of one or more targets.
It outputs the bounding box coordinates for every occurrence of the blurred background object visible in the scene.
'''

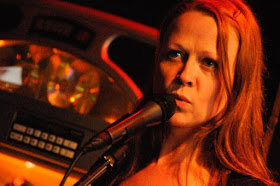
[0,0,158,185]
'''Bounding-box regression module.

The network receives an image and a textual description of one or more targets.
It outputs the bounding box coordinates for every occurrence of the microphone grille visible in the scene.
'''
[152,93,176,121]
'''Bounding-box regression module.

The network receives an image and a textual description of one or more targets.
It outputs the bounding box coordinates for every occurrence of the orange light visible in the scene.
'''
[12,177,25,186]
[0,40,5,47]
[89,87,100,94]
[103,116,118,124]
[69,96,75,103]
[55,84,60,90]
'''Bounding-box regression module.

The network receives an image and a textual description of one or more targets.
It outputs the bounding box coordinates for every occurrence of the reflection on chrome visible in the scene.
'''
[0,40,134,123]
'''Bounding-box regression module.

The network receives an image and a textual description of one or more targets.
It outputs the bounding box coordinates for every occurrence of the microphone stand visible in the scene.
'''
[74,142,129,186]
[61,94,175,185]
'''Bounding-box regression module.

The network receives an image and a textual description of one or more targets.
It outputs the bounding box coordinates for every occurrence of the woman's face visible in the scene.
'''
[154,11,239,128]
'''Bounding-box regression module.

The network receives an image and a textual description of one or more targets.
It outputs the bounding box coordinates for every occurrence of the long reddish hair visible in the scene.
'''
[109,0,278,185]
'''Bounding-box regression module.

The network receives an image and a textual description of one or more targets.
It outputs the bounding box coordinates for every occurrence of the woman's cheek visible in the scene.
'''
[160,64,177,86]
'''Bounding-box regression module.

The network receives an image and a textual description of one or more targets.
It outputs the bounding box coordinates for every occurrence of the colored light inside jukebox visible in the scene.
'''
[47,54,78,108]
[46,52,101,115]
[71,69,100,114]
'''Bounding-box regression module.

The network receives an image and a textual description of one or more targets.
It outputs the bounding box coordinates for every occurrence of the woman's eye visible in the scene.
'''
[202,58,218,69]
[166,50,183,60]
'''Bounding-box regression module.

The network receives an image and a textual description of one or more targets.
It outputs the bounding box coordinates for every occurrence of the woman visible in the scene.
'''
[103,0,278,185]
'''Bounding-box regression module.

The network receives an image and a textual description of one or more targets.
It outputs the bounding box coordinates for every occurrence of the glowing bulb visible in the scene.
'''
[25,161,35,168]
[0,40,5,47]
[69,96,75,103]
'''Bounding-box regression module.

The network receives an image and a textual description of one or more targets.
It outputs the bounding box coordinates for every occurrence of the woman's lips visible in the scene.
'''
[174,93,191,103]
[173,93,191,108]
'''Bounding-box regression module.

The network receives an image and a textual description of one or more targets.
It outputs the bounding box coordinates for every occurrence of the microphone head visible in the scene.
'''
[152,93,176,121]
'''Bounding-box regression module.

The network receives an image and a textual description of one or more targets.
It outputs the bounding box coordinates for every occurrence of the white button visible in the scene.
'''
[30,138,38,146]
[48,134,56,142]
[63,139,78,150]
[56,137,64,145]
[45,143,53,151]
[13,123,26,133]
[26,127,34,135]
[41,132,48,140]
[65,150,75,159]
[34,130,41,138]
[60,148,74,159]
[10,132,23,141]
[60,148,67,156]
[53,146,60,154]
[38,141,46,149]
[23,136,31,144]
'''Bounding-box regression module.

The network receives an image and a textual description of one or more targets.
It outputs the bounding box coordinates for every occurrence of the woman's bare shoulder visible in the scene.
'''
[119,163,172,186]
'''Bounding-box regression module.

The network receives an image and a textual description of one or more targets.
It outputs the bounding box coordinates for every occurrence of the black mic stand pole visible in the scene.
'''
[74,142,129,186]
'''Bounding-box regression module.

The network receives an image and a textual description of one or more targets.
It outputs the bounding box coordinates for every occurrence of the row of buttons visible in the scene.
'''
[9,123,79,159]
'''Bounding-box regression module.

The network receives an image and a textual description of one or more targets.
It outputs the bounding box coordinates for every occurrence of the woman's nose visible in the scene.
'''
[177,59,197,87]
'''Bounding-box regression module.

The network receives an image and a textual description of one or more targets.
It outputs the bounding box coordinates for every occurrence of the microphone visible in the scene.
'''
[81,93,176,153]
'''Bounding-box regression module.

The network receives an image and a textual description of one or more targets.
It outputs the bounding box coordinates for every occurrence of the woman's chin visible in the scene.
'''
[167,113,205,129]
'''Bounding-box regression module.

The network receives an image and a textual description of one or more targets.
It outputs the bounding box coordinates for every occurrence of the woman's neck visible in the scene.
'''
[158,126,200,165]
[120,126,210,186]
[154,127,210,185]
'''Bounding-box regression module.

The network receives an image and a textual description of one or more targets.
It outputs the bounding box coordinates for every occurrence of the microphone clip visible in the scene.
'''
[74,141,129,186]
